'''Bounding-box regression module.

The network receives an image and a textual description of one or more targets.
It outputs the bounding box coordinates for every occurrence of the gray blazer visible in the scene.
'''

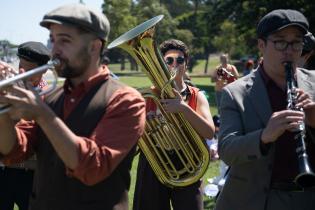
[215,67,315,210]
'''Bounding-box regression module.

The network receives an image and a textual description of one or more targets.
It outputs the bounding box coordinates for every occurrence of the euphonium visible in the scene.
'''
[108,15,210,187]
[284,61,315,188]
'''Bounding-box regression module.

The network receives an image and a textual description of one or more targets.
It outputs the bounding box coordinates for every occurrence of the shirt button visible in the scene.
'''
[70,98,75,103]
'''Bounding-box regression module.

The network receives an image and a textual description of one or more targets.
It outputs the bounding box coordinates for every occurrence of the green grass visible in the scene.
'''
[191,54,220,75]
[119,74,218,116]
[109,54,220,76]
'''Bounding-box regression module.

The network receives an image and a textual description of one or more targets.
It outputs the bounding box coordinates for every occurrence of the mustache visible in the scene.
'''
[52,56,67,64]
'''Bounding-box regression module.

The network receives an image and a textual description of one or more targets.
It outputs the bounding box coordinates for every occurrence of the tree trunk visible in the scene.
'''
[120,55,125,71]
[204,53,210,74]
[129,57,138,71]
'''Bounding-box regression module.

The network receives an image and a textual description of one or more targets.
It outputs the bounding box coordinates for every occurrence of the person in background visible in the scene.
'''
[0,4,145,210]
[206,114,220,160]
[215,9,315,210]
[297,31,315,68]
[0,41,50,210]
[211,53,239,110]
[100,55,119,79]
[243,59,255,76]
[133,39,215,210]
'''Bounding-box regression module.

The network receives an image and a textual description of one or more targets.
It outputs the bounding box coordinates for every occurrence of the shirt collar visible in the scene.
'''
[180,85,192,98]
[63,67,110,94]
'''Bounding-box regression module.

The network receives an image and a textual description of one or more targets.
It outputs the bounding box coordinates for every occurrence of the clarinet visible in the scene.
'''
[284,61,315,188]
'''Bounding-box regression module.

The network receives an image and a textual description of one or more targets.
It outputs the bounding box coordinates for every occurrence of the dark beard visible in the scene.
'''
[56,45,91,78]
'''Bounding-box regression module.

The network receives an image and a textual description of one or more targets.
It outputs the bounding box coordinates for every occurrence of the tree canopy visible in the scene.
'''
[103,0,315,72]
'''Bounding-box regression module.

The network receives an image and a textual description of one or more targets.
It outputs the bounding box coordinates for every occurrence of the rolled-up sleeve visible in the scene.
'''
[2,120,38,165]
[66,87,146,185]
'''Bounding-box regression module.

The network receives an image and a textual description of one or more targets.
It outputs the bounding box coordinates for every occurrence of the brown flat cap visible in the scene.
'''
[40,3,110,41]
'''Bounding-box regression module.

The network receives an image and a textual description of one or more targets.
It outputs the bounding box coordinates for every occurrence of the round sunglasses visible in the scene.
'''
[165,56,185,65]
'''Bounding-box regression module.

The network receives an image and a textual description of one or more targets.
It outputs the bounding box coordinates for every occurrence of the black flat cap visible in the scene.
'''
[40,3,110,41]
[303,32,315,52]
[257,9,309,38]
[17,41,51,65]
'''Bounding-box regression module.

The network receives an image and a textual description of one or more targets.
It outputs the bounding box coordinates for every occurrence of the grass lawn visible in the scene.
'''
[109,54,220,76]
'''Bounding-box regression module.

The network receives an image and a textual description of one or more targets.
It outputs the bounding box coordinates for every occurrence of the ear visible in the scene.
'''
[257,38,266,53]
[89,39,103,56]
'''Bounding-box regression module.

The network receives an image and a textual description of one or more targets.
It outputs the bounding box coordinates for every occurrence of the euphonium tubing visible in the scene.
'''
[108,15,210,187]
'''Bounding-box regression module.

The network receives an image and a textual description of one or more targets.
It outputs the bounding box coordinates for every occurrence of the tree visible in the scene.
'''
[177,8,214,73]
[133,1,178,44]
[160,0,192,17]
[205,0,315,59]
[102,0,137,70]
[211,20,246,58]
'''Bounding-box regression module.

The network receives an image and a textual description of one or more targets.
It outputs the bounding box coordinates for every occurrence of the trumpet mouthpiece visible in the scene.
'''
[49,59,60,66]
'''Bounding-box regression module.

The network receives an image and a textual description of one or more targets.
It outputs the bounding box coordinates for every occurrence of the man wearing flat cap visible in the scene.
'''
[17,41,51,87]
[0,3,145,210]
[215,9,315,210]
[0,41,50,210]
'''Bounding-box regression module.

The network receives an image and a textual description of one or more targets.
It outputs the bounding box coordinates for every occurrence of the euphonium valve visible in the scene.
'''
[108,15,210,187]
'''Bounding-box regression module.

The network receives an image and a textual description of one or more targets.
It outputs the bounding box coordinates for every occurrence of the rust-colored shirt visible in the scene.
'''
[3,68,146,185]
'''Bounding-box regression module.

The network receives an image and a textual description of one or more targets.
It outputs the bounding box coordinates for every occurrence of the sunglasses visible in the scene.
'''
[165,56,185,65]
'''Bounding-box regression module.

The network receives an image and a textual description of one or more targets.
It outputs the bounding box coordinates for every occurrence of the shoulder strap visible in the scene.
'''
[44,86,65,118]
[65,78,126,136]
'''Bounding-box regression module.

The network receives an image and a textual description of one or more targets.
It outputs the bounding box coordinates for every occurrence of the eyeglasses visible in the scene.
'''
[165,56,185,65]
[267,39,304,51]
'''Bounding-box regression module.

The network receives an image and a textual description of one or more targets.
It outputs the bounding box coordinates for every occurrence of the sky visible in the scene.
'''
[0,0,104,45]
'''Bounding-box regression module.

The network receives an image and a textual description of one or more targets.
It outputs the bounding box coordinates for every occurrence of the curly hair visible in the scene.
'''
[159,39,189,63]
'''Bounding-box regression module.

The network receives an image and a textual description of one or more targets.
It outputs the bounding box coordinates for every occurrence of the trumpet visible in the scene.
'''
[0,59,60,114]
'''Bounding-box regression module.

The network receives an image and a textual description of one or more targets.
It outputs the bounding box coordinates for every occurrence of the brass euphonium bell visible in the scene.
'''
[108,15,210,187]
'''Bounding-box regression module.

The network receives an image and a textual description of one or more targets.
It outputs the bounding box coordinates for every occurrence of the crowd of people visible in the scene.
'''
[0,3,315,210]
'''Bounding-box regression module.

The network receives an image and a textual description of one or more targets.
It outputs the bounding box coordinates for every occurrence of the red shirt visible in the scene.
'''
[146,85,199,113]
[3,68,146,185]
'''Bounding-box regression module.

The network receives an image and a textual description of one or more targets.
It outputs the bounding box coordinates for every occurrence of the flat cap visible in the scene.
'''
[257,9,309,38]
[303,32,315,52]
[17,41,51,65]
[40,3,110,41]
